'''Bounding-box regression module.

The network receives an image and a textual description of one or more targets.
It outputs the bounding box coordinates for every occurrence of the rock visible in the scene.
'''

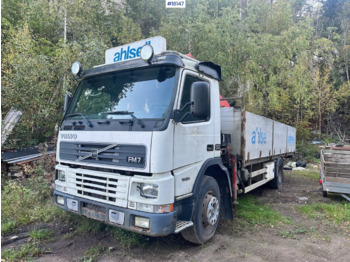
[298,197,308,201]
[298,197,308,204]
[292,167,305,171]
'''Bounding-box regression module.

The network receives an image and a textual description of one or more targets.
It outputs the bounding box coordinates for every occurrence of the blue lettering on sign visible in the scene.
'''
[252,127,267,145]
[113,41,151,62]
[288,135,295,144]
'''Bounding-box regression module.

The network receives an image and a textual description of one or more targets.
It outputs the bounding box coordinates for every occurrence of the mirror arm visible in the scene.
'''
[178,112,192,123]
[173,101,194,122]
[179,101,194,112]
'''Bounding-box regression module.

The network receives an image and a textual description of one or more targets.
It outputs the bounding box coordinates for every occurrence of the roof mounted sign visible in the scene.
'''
[105,36,167,64]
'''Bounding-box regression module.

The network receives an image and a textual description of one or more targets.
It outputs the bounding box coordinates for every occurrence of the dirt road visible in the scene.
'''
[2,170,350,262]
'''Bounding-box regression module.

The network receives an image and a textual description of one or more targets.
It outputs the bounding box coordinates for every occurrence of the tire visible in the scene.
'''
[320,172,327,197]
[323,190,328,197]
[181,176,221,244]
[269,158,284,189]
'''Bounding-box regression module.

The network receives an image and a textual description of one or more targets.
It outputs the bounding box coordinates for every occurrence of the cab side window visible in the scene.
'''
[180,75,210,123]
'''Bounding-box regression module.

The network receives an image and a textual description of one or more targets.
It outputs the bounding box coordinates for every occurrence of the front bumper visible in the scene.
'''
[54,190,177,236]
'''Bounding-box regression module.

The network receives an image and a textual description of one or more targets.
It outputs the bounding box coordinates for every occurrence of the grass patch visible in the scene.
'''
[235,195,291,226]
[74,216,107,235]
[1,170,66,234]
[290,168,320,180]
[80,246,105,262]
[279,225,316,238]
[30,228,54,242]
[2,220,17,234]
[63,230,76,240]
[297,202,350,225]
[110,227,147,248]
[67,213,146,248]
[1,243,44,261]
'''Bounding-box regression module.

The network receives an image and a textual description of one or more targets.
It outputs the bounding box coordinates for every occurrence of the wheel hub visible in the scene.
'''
[202,193,219,226]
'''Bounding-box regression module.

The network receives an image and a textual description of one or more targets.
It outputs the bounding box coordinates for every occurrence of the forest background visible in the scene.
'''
[2,0,350,149]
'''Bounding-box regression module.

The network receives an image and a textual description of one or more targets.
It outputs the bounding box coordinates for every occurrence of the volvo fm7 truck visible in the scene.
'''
[54,36,296,244]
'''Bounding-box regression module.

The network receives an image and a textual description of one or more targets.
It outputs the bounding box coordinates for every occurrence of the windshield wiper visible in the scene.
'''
[66,113,93,128]
[103,111,145,128]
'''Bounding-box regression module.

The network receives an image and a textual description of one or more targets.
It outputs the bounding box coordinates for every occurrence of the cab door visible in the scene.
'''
[173,70,217,169]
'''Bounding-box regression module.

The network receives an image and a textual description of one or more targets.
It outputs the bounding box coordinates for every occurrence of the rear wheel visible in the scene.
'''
[181,176,220,244]
[323,190,328,197]
[269,158,284,189]
[320,172,327,197]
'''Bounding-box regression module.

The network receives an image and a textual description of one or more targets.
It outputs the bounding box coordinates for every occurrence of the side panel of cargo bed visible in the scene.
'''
[220,107,242,156]
[220,108,296,166]
[245,112,274,162]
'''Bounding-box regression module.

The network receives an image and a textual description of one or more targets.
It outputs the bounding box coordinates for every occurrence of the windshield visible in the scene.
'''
[66,66,177,120]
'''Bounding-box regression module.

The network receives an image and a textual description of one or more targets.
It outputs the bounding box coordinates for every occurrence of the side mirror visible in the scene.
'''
[191,82,210,119]
[63,92,72,116]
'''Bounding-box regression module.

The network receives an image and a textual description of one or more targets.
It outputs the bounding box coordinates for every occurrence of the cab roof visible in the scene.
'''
[79,52,222,81]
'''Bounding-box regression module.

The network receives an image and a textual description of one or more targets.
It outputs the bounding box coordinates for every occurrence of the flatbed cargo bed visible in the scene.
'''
[220,107,296,167]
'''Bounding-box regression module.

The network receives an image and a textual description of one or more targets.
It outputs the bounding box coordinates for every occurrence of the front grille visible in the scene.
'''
[60,142,146,168]
[66,169,129,207]
[76,173,117,202]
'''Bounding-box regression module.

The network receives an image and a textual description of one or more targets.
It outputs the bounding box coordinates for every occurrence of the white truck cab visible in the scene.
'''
[54,37,295,244]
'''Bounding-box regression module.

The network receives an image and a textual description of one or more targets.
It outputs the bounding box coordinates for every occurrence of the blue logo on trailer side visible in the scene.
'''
[288,135,295,144]
[113,41,151,62]
[251,127,267,145]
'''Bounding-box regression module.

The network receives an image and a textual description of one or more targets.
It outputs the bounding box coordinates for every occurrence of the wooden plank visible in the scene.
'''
[325,166,350,171]
[324,163,350,167]
[324,156,350,161]
[323,153,350,157]
[323,150,350,155]
[325,177,350,184]
[324,158,350,162]
[330,147,350,151]
[325,168,350,174]
[325,171,350,177]
[325,174,350,179]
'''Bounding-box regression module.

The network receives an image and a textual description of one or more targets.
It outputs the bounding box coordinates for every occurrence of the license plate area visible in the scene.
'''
[81,202,107,221]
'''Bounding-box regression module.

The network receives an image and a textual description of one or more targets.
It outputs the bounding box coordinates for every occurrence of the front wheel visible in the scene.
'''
[181,176,221,244]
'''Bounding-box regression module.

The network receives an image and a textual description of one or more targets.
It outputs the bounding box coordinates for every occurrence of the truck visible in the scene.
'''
[54,36,296,244]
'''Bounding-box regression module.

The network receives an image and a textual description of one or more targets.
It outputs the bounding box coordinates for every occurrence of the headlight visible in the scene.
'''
[57,170,66,182]
[135,216,150,229]
[138,183,158,199]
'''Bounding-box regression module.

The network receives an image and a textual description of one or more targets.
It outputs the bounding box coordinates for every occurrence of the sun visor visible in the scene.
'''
[195,62,222,81]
